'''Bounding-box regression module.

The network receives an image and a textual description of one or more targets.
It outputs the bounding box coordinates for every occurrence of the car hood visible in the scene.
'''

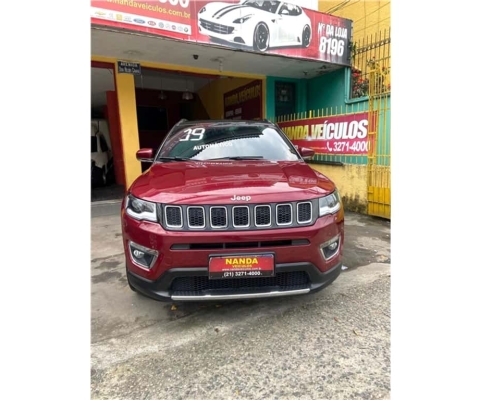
[130,160,336,204]
[201,3,267,21]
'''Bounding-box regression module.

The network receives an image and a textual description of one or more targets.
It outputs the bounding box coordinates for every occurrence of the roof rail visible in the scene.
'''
[174,118,188,127]
[260,118,275,125]
[163,119,188,140]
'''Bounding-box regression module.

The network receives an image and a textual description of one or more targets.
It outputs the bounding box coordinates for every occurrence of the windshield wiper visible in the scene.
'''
[156,156,195,162]
[207,156,264,160]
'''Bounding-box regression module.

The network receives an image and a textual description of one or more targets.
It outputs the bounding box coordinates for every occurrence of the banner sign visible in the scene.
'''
[91,1,353,66]
[278,113,376,155]
[224,80,262,120]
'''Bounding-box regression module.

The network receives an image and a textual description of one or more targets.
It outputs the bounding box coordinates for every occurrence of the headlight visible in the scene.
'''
[199,6,206,13]
[125,194,158,222]
[319,189,341,217]
[233,15,253,23]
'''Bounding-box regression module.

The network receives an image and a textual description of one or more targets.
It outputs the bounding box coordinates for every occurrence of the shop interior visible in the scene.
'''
[90,64,253,201]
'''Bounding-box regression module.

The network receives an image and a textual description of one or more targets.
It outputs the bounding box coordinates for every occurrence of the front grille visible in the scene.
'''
[188,207,205,228]
[165,206,182,227]
[255,205,271,226]
[160,200,317,231]
[277,204,292,225]
[211,207,227,228]
[199,18,234,34]
[233,206,249,227]
[171,271,310,296]
[297,202,312,223]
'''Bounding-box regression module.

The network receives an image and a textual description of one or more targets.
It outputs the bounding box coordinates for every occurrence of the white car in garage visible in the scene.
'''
[198,0,312,52]
[91,120,114,187]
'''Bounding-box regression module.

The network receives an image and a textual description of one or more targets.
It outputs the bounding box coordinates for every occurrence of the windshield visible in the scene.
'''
[156,123,301,162]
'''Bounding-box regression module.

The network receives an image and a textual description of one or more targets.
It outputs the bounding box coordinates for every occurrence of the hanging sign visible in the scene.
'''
[117,61,142,75]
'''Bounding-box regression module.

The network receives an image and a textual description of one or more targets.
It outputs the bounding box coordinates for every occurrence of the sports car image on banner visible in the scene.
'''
[91,0,352,65]
[197,0,312,52]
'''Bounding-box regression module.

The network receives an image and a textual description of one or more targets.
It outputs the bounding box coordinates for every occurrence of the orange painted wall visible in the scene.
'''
[197,77,254,119]
[318,0,390,42]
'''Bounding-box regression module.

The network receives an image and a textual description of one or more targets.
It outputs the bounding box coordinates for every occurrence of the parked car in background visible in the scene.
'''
[121,118,344,302]
[91,120,114,187]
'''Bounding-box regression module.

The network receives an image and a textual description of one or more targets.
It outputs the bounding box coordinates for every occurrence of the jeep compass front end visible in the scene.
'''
[121,119,344,301]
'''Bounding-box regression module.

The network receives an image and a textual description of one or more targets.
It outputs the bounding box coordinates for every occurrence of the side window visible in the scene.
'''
[280,3,301,16]
[99,135,109,152]
[262,1,273,12]
[292,6,301,16]
[279,4,290,15]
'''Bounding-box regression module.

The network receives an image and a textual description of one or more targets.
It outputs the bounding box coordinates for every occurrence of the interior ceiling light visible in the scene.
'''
[182,91,194,100]
[182,78,194,100]
[159,78,167,100]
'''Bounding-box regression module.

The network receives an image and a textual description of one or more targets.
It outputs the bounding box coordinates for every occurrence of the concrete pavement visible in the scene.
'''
[91,203,391,399]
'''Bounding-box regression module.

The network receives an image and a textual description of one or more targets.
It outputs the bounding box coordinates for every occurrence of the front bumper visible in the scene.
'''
[127,261,342,302]
[198,22,252,46]
[122,207,344,302]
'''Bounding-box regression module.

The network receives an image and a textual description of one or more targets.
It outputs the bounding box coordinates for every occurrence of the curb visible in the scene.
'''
[91,199,122,206]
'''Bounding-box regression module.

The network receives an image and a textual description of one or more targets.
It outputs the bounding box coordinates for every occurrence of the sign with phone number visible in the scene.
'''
[278,112,377,155]
[209,254,275,280]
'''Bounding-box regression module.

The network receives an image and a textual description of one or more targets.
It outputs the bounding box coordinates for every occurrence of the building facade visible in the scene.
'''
[90,0,390,219]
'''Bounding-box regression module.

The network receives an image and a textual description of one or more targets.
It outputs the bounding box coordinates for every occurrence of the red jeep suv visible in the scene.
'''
[121,119,344,301]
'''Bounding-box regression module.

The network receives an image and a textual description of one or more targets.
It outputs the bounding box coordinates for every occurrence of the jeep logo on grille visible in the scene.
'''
[231,195,251,201]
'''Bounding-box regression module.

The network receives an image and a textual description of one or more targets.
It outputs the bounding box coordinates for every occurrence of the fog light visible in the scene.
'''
[129,241,159,269]
[327,242,338,251]
[133,249,145,258]
[320,235,341,261]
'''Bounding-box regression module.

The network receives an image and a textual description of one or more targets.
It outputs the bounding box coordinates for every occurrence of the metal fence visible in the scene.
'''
[350,28,391,99]
[364,30,391,219]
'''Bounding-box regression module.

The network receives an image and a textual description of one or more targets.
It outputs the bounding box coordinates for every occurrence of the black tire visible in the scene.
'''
[106,167,115,185]
[101,167,107,186]
[302,25,311,48]
[253,23,270,52]
[91,165,105,188]
[106,158,115,185]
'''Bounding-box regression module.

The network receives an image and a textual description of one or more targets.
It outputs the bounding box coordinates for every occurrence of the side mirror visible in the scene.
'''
[136,148,154,162]
[299,147,315,160]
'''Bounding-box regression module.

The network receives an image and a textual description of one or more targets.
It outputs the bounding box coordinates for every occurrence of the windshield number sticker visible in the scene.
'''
[179,128,205,141]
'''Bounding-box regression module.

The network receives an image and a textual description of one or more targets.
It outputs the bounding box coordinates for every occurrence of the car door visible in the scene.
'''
[276,3,297,45]
[262,1,281,46]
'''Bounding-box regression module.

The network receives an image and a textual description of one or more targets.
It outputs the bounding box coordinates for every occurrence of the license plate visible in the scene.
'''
[208,254,275,279]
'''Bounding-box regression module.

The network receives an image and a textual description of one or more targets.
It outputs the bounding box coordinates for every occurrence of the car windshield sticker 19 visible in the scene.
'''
[179,128,205,141]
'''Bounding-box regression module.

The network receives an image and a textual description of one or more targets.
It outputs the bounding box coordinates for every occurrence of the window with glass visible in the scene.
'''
[156,122,301,162]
